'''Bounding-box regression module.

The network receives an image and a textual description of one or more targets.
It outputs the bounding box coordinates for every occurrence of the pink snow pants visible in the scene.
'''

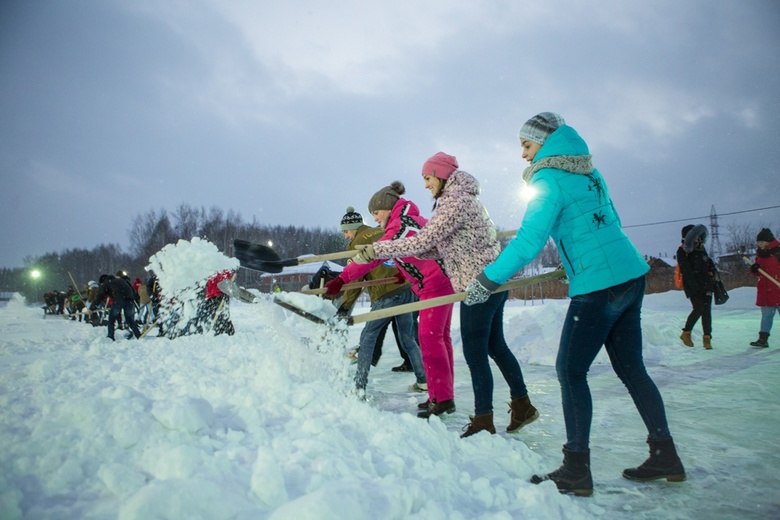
[417,285,455,403]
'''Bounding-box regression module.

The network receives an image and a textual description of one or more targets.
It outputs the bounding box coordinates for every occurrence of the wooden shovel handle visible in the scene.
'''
[743,256,780,288]
[348,269,566,325]
[301,277,399,295]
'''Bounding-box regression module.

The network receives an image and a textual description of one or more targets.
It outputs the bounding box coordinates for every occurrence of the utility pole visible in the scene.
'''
[709,205,723,263]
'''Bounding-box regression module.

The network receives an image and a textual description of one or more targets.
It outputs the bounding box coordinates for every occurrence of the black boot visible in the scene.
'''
[750,332,770,348]
[417,399,455,419]
[622,438,686,482]
[531,447,593,497]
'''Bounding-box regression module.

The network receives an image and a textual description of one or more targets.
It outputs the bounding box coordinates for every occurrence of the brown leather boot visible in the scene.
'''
[507,395,539,433]
[680,330,693,347]
[703,335,712,349]
[461,413,496,438]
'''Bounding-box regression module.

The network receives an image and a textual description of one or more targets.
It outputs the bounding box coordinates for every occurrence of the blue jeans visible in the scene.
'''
[760,306,780,333]
[460,291,528,416]
[108,300,141,340]
[557,276,671,451]
[355,289,425,390]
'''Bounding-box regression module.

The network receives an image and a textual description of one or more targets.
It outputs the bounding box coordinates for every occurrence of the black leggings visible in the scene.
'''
[684,292,712,336]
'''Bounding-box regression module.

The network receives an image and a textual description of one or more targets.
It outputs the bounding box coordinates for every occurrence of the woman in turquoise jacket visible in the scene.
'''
[465,113,685,496]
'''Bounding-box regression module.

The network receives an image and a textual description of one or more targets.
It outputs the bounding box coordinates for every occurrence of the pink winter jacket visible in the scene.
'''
[339,198,452,298]
[373,170,500,292]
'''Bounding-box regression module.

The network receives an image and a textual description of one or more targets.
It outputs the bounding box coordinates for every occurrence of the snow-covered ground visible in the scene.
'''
[1,286,778,519]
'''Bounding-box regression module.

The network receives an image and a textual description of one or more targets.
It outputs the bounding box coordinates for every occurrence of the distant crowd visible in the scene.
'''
[43,270,161,339]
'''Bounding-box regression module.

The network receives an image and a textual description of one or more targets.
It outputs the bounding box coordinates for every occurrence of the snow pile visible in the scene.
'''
[147,237,239,296]
[146,238,239,336]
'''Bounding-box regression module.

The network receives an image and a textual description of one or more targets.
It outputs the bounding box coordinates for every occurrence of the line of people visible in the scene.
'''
[320,112,685,497]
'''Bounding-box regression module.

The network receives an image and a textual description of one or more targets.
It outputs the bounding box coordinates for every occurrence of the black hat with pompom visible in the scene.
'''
[340,206,364,231]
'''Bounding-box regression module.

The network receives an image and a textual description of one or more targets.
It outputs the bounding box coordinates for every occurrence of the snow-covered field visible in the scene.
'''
[1,286,778,519]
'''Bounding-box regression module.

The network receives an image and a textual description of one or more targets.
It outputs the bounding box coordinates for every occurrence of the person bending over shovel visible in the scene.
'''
[326,183,456,418]
[354,153,539,438]
[324,206,427,398]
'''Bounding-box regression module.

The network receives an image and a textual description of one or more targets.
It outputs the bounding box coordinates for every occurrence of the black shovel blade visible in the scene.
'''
[233,239,299,272]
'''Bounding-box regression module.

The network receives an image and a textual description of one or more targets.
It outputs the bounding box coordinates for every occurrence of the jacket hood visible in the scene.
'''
[522,125,594,184]
[443,170,480,197]
[535,125,590,160]
[683,224,708,253]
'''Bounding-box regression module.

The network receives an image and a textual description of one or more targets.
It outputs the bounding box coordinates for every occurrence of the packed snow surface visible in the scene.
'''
[1,287,778,519]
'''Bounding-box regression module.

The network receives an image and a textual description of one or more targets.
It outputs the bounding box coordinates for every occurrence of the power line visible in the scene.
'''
[623,205,780,229]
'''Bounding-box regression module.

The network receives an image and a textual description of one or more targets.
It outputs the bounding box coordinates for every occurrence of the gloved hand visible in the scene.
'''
[393,271,406,285]
[464,273,501,306]
[324,276,346,297]
[352,244,376,264]
[750,263,760,273]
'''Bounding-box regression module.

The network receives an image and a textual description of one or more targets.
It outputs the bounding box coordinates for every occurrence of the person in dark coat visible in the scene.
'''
[677,224,719,349]
[90,274,142,341]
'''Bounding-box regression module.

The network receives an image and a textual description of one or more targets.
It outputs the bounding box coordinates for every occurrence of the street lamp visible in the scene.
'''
[30,269,41,305]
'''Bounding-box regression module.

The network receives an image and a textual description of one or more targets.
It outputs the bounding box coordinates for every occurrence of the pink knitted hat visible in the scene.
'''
[421,152,459,180]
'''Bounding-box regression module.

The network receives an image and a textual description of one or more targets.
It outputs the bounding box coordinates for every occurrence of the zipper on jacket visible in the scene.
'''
[560,240,576,275]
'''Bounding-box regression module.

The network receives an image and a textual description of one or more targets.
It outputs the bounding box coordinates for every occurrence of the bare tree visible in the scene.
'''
[725,222,759,255]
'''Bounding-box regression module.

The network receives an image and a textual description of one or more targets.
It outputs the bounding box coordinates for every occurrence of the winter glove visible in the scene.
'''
[324,276,346,297]
[393,271,406,285]
[352,244,376,264]
[750,263,760,273]
[464,272,501,306]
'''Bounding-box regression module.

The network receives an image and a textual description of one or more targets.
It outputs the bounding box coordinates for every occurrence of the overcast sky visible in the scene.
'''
[1,0,778,270]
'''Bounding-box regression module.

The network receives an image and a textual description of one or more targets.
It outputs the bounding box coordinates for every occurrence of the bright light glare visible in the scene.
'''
[267,240,273,247]
[521,185,538,201]
[31,269,40,279]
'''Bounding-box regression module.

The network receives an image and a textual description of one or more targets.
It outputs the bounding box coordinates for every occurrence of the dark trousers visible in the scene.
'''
[684,292,713,335]
[108,300,141,339]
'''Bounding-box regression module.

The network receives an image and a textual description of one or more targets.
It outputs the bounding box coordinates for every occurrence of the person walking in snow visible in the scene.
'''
[748,228,780,348]
[323,205,429,398]
[677,224,719,349]
[464,112,685,496]
[334,183,456,417]
[354,152,539,437]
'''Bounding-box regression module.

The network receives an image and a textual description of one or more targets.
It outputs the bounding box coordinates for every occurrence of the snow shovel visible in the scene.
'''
[742,256,780,288]
[300,277,399,296]
[347,269,566,325]
[234,239,359,273]
[274,269,567,326]
[217,279,259,303]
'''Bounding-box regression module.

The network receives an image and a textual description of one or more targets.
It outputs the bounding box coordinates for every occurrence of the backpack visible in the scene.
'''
[674,264,683,289]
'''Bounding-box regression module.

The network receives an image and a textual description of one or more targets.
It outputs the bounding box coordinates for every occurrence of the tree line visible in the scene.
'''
[1,203,344,301]
[1,202,769,303]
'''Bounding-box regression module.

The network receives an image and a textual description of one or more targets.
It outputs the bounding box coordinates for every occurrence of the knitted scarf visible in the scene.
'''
[521,154,594,184]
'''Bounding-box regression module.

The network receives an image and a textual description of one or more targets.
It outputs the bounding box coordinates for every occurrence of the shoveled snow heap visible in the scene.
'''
[146,237,239,296]
[146,238,239,334]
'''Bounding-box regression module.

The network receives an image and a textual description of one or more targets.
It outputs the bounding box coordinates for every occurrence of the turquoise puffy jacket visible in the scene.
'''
[483,125,649,297]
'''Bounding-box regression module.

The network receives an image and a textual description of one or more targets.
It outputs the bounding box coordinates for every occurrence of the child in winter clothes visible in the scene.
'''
[677,224,719,349]
[333,182,456,417]
[324,207,427,394]
[749,228,780,347]
[354,152,539,437]
[465,112,684,496]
